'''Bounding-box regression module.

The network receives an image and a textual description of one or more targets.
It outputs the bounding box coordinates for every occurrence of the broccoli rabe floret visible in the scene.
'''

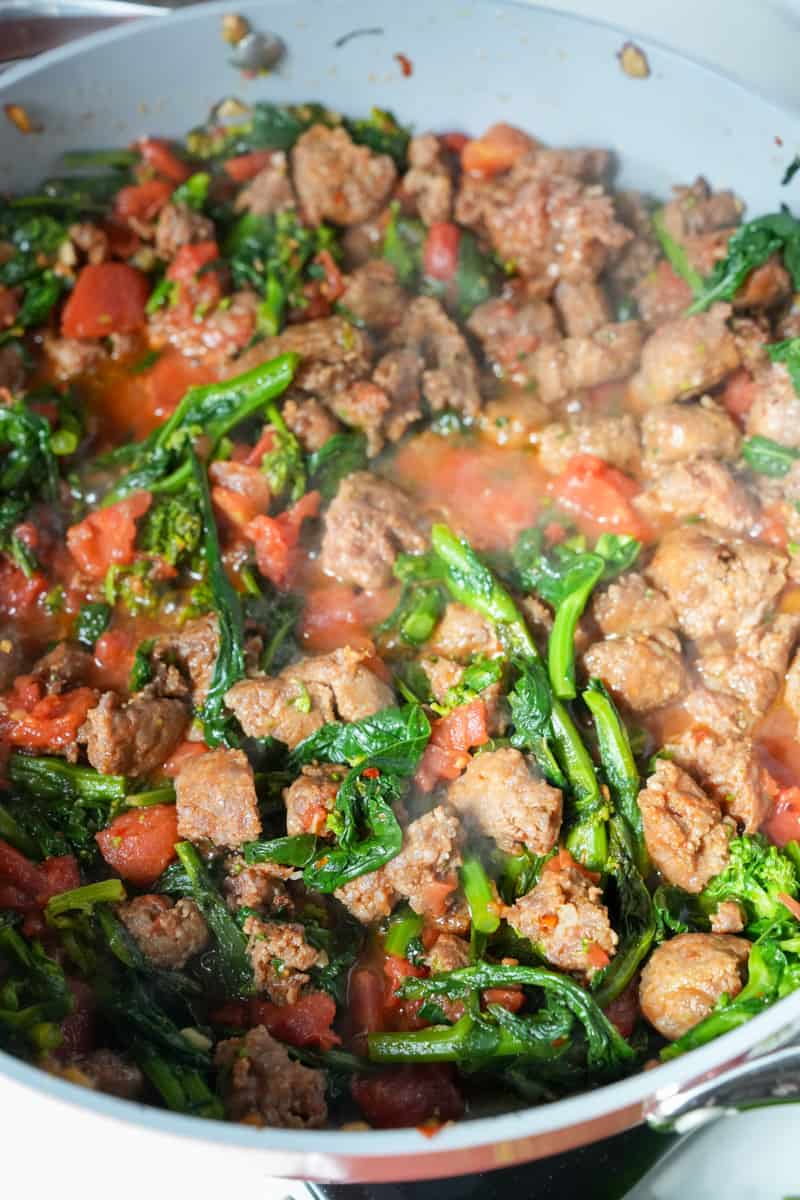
[701,834,799,932]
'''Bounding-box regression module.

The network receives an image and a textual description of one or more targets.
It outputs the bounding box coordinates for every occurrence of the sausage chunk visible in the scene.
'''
[553,280,611,337]
[225,647,394,747]
[666,728,771,833]
[639,933,750,1041]
[215,1026,327,1128]
[389,296,482,418]
[426,933,471,974]
[117,895,209,969]
[233,152,294,215]
[694,613,800,726]
[447,748,562,854]
[466,294,560,386]
[385,807,464,916]
[424,603,502,664]
[282,396,341,453]
[32,642,94,693]
[338,260,406,333]
[284,763,344,838]
[152,614,220,704]
[635,458,758,535]
[745,361,800,449]
[334,869,399,925]
[223,857,292,915]
[175,747,261,847]
[292,124,396,226]
[319,472,427,590]
[631,304,740,407]
[590,573,676,638]
[641,401,741,471]
[80,693,188,777]
[582,631,688,714]
[505,859,617,979]
[154,203,215,259]
[538,412,641,476]
[403,133,453,225]
[243,916,326,1004]
[646,525,786,641]
[72,1050,144,1100]
[233,316,372,397]
[532,322,644,406]
[637,760,733,893]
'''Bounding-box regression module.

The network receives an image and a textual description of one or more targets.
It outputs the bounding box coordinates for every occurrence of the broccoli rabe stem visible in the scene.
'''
[583,680,645,875]
[45,879,127,923]
[461,856,501,935]
[9,754,127,804]
[383,905,424,958]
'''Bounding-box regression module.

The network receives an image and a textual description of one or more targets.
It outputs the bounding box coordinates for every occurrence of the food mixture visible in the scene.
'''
[1,103,800,1132]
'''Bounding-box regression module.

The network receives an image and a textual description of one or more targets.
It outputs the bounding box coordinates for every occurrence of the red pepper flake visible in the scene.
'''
[394,52,413,77]
[362,766,381,779]
[3,104,42,134]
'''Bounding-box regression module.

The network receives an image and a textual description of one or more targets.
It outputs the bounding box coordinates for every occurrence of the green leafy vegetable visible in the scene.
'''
[687,211,800,314]
[742,434,800,478]
[307,432,368,500]
[242,834,318,868]
[302,769,404,893]
[766,337,800,394]
[591,817,655,1009]
[171,172,210,211]
[461,856,500,935]
[583,679,645,874]
[700,835,800,933]
[783,156,800,187]
[45,879,127,923]
[384,905,424,958]
[174,842,254,997]
[75,602,112,648]
[375,583,445,647]
[0,917,73,1052]
[651,209,704,293]
[382,202,425,286]
[344,107,411,167]
[290,703,430,775]
[258,400,307,504]
[139,493,203,569]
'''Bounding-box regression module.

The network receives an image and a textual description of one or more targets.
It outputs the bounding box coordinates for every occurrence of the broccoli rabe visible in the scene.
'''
[700,835,800,933]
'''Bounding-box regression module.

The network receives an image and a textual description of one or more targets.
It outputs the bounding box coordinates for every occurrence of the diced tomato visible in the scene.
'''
[548,454,652,542]
[66,490,152,580]
[244,428,276,467]
[161,740,210,778]
[103,217,142,259]
[315,249,345,301]
[779,891,800,922]
[603,976,639,1039]
[545,845,601,884]
[209,460,271,533]
[461,123,532,178]
[348,966,386,1049]
[166,241,220,284]
[351,1064,464,1129]
[764,785,800,848]
[0,838,44,897]
[720,367,757,424]
[760,505,788,549]
[383,954,427,1008]
[482,987,525,1013]
[61,262,150,339]
[439,131,468,154]
[246,491,321,588]
[1,686,96,751]
[212,486,262,534]
[113,179,173,224]
[300,584,399,654]
[0,841,80,914]
[586,941,611,970]
[0,560,47,616]
[92,629,135,692]
[423,222,461,281]
[223,150,275,182]
[420,878,458,917]
[95,804,178,887]
[415,699,489,792]
[138,137,191,183]
[38,854,81,900]
[211,991,340,1051]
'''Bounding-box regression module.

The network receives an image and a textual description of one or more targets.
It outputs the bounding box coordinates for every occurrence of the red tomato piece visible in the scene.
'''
[256,993,340,1051]
[586,941,611,970]
[549,454,652,542]
[61,262,150,339]
[415,699,489,792]
[383,954,427,1008]
[461,123,532,178]
[482,986,525,1013]
[2,687,96,752]
[66,490,152,580]
[138,137,191,183]
[721,367,757,424]
[38,854,81,903]
[764,786,800,848]
[95,804,179,887]
[245,491,320,588]
[351,1064,464,1129]
[166,241,220,284]
[348,966,386,1049]
[0,838,44,896]
[0,560,47,616]
[223,150,274,182]
[113,179,173,224]
[760,505,789,549]
[244,428,276,467]
[424,222,461,281]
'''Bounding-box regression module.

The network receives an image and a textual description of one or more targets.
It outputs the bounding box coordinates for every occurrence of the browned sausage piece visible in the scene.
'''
[215,1026,327,1128]
[117,895,209,970]
[639,933,750,1040]
[175,747,261,847]
[319,472,427,590]
[447,747,562,855]
[637,760,732,893]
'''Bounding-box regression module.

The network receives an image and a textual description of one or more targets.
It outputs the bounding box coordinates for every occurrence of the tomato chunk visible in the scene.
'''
[96,804,178,886]
[424,222,461,281]
[415,699,489,792]
[61,262,150,339]
[548,454,652,542]
[246,491,320,588]
[166,241,220,284]
[0,840,80,913]
[162,740,210,778]
[223,150,275,182]
[114,179,172,224]
[66,490,152,580]
[764,786,800,848]
[351,1064,464,1129]
[720,367,757,424]
[1,683,96,752]
[461,123,532,177]
[212,992,340,1051]
[138,137,191,183]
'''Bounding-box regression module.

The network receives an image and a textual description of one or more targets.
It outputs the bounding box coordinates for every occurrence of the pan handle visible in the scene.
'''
[645,1035,800,1135]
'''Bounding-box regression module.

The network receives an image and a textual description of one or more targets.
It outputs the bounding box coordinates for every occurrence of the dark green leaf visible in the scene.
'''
[742,434,800,477]
[307,432,368,500]
[75,602,112,648]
